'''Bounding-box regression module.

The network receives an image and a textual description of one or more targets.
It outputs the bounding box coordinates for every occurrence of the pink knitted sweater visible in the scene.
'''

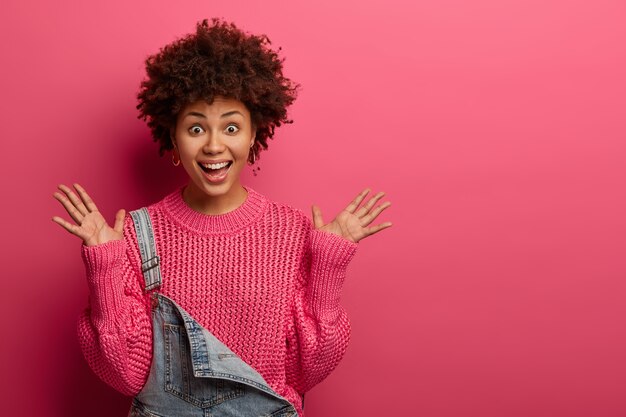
[77,185,357,415]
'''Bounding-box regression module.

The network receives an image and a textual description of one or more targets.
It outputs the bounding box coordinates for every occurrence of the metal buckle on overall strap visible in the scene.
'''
[142,255,160,273]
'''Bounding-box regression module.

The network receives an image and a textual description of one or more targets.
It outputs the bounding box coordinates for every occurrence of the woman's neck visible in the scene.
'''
[161,183,268,235]
[182,182,248,215]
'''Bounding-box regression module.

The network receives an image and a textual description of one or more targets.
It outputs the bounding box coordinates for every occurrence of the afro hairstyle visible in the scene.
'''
[136,18,299,163]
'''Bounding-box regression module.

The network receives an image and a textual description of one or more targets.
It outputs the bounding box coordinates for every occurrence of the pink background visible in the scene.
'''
[2,0,625,415]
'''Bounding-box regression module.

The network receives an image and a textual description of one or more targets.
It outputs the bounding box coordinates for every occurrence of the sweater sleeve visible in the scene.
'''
[76,215,153,396]
[285,223,358,394]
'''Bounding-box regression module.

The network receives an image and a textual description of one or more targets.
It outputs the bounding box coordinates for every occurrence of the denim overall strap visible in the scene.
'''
[129,207,162,291]
[127,208,298,416]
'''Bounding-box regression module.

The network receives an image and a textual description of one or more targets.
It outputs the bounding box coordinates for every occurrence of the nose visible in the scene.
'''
[202,131,226,154]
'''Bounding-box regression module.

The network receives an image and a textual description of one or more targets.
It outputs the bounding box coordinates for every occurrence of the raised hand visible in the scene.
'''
[52,183,125,246]
[311,188,392,243]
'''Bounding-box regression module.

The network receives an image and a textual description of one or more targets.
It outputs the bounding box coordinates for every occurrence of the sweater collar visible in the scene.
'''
[161,184,268,235]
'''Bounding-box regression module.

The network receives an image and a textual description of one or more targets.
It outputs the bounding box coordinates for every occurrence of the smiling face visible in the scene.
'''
[172,97,256,214]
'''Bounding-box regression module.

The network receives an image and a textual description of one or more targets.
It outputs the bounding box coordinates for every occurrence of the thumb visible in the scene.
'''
[311,205,324,229]
[113,209,126,234]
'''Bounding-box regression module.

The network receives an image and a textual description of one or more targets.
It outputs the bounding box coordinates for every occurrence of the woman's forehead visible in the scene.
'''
[181,97,249,117]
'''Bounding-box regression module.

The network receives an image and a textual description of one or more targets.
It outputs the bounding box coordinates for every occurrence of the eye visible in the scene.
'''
[189,125,205,135]
[225,124,240,134]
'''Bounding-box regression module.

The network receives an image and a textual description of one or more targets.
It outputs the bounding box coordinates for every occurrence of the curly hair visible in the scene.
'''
[136,18,299,163]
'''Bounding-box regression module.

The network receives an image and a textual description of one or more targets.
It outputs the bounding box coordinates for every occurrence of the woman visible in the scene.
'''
[53,18,391,416]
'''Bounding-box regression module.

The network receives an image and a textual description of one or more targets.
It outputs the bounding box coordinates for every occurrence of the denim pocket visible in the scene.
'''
[164,323,245,408]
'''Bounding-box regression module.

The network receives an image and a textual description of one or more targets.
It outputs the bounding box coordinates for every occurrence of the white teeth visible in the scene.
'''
[201,161,230,169]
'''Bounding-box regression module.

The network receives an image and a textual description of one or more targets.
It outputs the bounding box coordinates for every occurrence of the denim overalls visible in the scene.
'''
[128,207,299,417]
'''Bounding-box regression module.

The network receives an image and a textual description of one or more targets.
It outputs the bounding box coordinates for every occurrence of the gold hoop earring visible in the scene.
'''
[172,152,180,167]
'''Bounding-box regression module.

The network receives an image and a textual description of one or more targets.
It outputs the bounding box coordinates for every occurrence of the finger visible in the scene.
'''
[345,188,370,214]
[360,201,391,226]
[362,221,393,238]
[58,184,89,216]
[311,205,324,229]
[74,183,99,213]
[53,191,84,224]
[113,209,126,234]
[52,215,85,239]
[355,191,385,218]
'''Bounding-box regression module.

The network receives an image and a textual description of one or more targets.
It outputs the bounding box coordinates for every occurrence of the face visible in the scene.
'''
[172,97,256,212]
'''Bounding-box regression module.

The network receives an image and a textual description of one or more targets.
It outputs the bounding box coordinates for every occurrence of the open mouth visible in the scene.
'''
[198,161,233,181]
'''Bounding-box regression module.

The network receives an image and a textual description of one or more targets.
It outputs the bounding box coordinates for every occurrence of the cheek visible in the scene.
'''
[228,139,248,156]
[238,145,252,161]
[176,136,199,156]
[177,147,200,171]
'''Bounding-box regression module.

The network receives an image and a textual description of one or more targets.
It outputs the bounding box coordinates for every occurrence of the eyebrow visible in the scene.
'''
[221,110,244,118]
[184,110,244,119]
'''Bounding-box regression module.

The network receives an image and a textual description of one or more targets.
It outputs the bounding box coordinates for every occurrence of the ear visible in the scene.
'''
[250,124,257,147]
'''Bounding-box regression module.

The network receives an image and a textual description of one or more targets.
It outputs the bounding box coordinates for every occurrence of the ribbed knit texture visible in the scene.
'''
[77,185,357,416]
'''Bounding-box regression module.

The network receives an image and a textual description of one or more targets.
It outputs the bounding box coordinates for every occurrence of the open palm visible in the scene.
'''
[52,183,125,247]
[312,188,392,243]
